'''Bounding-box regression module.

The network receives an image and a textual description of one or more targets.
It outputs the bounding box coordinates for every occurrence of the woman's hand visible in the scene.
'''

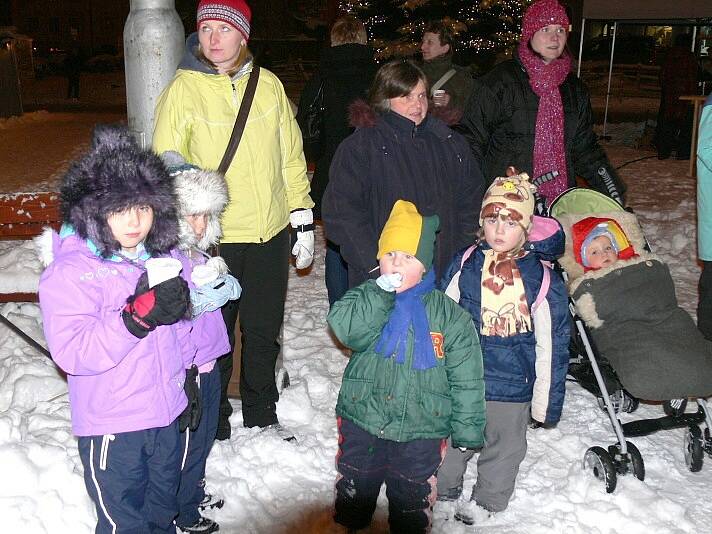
[506,166,519,177]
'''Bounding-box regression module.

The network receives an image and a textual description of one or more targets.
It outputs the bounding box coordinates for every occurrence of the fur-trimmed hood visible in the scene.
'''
[348,98,462,129]
[161,151,229,251]
[60,124,180,258]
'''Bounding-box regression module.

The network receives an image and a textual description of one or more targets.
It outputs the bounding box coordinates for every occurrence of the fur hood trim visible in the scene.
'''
[175,168,229,250]
[163,151,229,251]
[348,99,461,129]
[568,252,661,294]
[60,125,180,258]
[34,227,55,267]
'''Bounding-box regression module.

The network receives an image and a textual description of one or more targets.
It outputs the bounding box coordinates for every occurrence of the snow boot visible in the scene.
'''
[178,516,219,533]
[663,398,688,417]
[260,423,296,442]
[454,500,497,526]
[199,492,224,512]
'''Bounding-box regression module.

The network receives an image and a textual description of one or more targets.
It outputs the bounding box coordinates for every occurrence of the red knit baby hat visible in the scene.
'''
[197,0,252,42]
[521,0,569,44]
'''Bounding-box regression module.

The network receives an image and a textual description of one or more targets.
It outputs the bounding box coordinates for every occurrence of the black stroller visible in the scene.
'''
[546,188,712,493]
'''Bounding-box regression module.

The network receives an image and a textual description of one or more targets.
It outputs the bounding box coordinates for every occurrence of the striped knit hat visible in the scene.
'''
[197,0,252,42]
[377,200,440,270]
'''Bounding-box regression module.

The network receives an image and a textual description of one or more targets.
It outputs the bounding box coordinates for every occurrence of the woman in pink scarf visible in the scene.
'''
[458,0,625,207]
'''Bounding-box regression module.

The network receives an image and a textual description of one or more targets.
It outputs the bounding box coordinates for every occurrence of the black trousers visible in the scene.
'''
[217,229,289,433]
[334,418,444,534]
[698,260,712,341]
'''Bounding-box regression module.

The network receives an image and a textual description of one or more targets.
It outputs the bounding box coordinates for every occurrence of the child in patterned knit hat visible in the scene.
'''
[327,200,485,534]
[436,173,570,525]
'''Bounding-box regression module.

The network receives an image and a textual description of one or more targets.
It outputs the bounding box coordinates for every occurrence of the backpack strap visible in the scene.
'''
[532,260,551,314]
[460,244,476,268]
[444,244,477,302]
[431,68,457,95]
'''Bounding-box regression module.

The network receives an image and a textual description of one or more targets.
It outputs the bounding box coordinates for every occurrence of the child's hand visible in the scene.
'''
[190,274,242,316]
[376,272,403,292]
[122,277,190,338]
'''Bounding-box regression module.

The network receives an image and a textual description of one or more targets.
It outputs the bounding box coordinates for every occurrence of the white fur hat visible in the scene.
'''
[161,151,229,251]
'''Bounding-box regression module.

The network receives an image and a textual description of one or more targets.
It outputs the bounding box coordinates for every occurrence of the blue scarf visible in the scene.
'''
[375,270,437,370]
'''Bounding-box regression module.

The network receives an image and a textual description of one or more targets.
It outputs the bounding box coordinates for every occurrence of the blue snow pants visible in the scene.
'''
[176,364,221,528]
[334,417,444,534]
[78,421,182,534]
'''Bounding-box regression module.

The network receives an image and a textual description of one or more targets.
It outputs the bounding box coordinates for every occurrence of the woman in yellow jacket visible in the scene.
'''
[154,0,314,443]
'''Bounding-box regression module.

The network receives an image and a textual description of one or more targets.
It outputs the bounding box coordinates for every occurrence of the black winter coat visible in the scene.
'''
[322,108,485,287]
[296,44,377,218]
[457,56,625,200]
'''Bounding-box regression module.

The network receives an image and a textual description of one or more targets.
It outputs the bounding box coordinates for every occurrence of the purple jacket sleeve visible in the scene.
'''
[39,260,141,376]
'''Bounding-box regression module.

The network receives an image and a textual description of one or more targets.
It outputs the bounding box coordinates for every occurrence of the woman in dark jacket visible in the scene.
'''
[297,15,377,305]
[458,0,625,206]
[322,60,485,289]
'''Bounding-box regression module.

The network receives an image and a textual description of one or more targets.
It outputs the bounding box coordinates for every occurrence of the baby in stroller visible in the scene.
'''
[558,210,712,404]
[551,188,712,483]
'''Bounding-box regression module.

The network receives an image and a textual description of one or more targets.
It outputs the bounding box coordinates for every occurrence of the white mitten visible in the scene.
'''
[376,272,403,292]
[289,209,315,269]
[206,255,229,276]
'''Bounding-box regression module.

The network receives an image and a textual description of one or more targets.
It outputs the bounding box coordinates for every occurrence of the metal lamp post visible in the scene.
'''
[124,0,184,149]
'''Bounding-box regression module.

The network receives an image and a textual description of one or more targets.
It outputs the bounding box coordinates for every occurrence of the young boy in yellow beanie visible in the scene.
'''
[327,199,486,534]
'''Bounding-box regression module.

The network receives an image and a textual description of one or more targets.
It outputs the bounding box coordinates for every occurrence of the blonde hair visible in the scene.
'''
[330,15,367,46]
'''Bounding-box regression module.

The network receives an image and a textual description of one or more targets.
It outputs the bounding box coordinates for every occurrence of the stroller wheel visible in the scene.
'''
[663,398,688,417]
[626,441,645,480]
[609,441,645,481]
[684,425,704,472]
[583,446,617,493]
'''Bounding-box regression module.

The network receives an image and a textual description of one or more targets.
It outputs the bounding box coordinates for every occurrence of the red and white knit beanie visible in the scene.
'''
[521,0,569,44]
[197,0,252,42]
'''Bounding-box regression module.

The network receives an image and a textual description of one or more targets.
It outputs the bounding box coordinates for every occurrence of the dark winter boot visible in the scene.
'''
[199,492,225,512]
[178,516,219,533]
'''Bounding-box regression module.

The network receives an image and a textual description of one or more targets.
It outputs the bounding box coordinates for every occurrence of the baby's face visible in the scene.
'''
[379,251,426,293]
[585,235,618,269]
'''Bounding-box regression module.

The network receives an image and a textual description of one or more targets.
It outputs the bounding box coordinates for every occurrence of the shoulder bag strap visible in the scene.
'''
[430,68,457,96]
[217,66,261,174]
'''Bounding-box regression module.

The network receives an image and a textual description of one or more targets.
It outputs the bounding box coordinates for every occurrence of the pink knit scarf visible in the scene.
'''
[517,42,571,203]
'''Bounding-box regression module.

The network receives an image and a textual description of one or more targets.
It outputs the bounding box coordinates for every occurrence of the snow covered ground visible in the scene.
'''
[0,116,710,533]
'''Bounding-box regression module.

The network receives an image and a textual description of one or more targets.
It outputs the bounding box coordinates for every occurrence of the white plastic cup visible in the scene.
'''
[433,89,446,106]
[145,257,183,288]
[191,264,219,287]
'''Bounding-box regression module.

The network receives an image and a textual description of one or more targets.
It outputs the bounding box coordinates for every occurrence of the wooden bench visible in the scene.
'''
[0,192,60,303]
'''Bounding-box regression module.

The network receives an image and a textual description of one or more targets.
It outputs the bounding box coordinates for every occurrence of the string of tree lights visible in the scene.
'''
[338,0,533,63]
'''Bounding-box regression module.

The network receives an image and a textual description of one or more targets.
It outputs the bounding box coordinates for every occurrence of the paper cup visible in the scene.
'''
[191,264,219,287]
[145,257,183,288]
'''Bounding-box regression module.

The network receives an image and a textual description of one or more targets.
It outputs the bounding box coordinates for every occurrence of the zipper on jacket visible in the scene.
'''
[231,83,238,107]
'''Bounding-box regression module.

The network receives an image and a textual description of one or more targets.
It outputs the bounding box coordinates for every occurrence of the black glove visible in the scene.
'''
[122,274,190,338]
[178,365,202,432]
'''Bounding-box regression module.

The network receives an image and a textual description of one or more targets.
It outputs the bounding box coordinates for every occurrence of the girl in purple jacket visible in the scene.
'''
[39,125,192,534]
[162,152,241,534]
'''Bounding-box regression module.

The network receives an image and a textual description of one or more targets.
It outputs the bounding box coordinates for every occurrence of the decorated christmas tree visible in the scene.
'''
[339,0,533,68]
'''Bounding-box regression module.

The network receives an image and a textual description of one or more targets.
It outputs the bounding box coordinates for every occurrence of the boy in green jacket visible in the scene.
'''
[327,200,485,534]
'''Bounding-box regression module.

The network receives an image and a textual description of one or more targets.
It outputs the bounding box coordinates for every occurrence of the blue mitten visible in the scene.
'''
[190,274,242,317]
[376,273,403,292]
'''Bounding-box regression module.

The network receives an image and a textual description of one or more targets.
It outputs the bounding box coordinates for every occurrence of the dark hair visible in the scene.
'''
[368,59,428,113]
[423,20,455,49]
